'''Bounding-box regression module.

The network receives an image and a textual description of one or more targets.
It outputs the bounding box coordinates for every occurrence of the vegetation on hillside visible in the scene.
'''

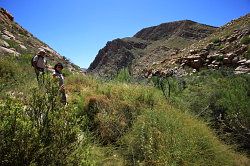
[0,55,249,165]
[152,69,250,154]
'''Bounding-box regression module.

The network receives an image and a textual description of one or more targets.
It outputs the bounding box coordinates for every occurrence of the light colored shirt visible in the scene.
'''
[33,55,46,69]
[53,70,64,86]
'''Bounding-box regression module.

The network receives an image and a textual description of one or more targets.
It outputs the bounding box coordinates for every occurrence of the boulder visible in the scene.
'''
[238,59,247,65]
[234,45,248,55]
[235,66,250,74]
[197,50,209,58]
[2,30,15,39]
[1,34,11,40]
[222,57,231,65]
[244,60,250,67]
[0,39,9,47]
[0,8,14,21]
[227,35,237,42]
[189,49,198,55]
[19,44,27,50]
[0,46,20,56]
[207,53,220,60]
[191,59,202,69]
[226,52,236,60]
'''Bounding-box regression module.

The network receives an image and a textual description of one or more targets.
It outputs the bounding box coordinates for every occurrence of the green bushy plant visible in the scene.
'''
[211,38,221,44]
[119,109,235,165]
[0,76,92,165]
[0,57,19,92]
[243,46,250,59]
[171,70,250,153]
[241,36,250,45]
[114,68,132,83]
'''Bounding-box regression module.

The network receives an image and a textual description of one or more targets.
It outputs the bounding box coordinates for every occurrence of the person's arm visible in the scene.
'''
[32,55,38,67]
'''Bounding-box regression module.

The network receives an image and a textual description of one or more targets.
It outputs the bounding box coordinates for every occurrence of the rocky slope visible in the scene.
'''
[145,13,250,77]
[88,20,217,77]
[0,8,81,73]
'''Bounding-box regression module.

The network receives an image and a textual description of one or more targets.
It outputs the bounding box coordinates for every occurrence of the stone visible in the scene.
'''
[2,30,15,39]
[189,49,198,55]
[0,39,9,47]
[227,35,237,42]
[226,52,236,60]
[19,44,27,50]
[207,53,220,60]
[198,50,209,58]
[232,57,239,64]
[223,57,231,64]
[244,60,250,66]
[0,8,14,21]
[0,46,20,56]
[235,66,250,74]
[238,59,247,65]
[1,34,11,40]
[234,45,248,55]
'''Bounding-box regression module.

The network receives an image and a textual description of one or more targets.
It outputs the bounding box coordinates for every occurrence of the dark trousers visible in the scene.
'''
[34,67,45,84]
[60,89,67,105]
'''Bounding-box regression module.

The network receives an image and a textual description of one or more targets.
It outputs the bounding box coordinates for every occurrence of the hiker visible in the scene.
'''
[32,48,47,83]
[53,63,67,105]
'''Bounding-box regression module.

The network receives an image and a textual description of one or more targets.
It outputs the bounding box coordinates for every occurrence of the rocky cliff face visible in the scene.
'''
[0,8,81,73]
[134,20,216,41]
[145,13,250,77]
[88,20,217,77]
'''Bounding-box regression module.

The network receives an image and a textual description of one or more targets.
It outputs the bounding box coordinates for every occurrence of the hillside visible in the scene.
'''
[88,20,217,77]
[0,8,249,165]
[146,13,250,77]
[0,8,81,73]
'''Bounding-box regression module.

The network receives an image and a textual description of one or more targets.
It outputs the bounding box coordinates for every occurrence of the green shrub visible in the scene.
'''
[119,109,235,165]
[0,77,90,165]
[171,70,250,153]
[84,95,137,144]
[243,46,250,59]
[211,38,221,44]
[6,39,20,50]
[114,68,132,83]
[241,36,250,45]
[0,57,19,92]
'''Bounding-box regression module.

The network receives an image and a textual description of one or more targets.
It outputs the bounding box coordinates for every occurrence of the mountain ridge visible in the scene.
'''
[88,19,217,77]
[88,14,250,77]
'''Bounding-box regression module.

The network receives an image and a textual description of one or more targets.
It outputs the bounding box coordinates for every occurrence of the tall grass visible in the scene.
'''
[167,69,250,154]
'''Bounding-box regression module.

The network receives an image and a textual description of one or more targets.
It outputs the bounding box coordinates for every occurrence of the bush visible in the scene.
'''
[170,70,250,153]
[0,77,89,165]
[211,38,221,44]
[243,46,250,59]
[241,36,250,45]
[0,57,19,92]
[84,95,137,144]
[119,109,235,165]
[114,68,132,83]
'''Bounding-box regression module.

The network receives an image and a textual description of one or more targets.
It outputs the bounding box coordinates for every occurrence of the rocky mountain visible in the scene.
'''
[145,13,250,77]
[88,20,217,77]
[0,8,81,73]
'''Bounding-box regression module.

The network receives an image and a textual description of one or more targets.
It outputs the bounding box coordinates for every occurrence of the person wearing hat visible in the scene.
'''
[53,63,66,105]
[32,48,47,83]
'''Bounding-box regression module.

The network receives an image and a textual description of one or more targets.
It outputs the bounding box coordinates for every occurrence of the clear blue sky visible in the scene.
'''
[0,0,249,68]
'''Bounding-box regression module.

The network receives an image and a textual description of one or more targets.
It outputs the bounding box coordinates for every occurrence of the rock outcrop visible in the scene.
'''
[134,20,216,41]
[145,13,250,77]
[88,20,217,77]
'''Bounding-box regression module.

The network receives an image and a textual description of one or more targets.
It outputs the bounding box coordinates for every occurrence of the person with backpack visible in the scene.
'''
[53,63,67,105]
[32,48,47,83]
